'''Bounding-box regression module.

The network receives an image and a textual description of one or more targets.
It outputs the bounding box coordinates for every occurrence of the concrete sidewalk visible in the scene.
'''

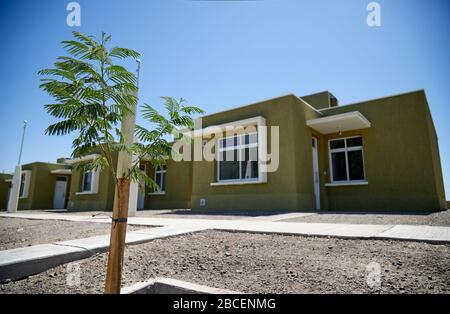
[1,211,450,243]
[0,225,207,281]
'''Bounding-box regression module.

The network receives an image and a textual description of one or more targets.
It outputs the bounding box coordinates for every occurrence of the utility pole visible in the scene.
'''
[104,59,140,294]
[7,120,28,213]
[18,120,28,164]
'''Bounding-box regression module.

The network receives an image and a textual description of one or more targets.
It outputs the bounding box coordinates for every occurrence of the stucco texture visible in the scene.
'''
[18,162,71,210]
[172,91,445,212]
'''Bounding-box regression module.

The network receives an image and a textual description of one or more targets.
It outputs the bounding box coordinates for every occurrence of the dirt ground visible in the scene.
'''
[281,210,450,226]
[1,230,449,294]
[0,217,147,250]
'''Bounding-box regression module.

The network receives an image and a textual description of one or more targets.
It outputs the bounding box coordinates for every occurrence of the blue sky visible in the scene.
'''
[0,0,449,198]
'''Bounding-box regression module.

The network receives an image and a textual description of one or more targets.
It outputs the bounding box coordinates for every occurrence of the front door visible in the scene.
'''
[311,137,320,210]
[53,177,67,209]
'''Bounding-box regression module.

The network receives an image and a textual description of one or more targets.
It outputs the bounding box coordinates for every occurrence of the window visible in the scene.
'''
[19,173,26,197]
[81,171,93,192]
[217,133,259,182]
[329,136,365,183]
[19,170,31,198]
[154,165,166,193]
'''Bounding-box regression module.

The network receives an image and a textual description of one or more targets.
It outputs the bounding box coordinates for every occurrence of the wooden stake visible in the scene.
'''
[104,59,140,294]
[104,178,130,294]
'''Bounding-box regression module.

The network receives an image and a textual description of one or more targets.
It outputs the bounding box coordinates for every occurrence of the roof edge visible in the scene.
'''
[199,93,324,119]
[318,89,426,112]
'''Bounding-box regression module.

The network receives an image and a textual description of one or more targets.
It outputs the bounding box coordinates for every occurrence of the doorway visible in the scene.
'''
[311,137,320,210]
[53,176,67,209]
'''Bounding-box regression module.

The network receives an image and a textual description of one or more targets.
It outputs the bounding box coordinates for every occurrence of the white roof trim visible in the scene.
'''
[306,111,371,135]
[293,94,324,116]
[189,116,266,138]
[194,93,323,122]
[50,169,72,175]
[65,154,101,164]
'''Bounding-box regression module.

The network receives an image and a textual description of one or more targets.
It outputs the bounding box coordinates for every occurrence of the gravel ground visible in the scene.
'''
[1,230,449,294]
[281,210,450,226]
[0,217,147,250]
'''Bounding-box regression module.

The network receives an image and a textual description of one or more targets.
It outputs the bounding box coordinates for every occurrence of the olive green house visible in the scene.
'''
[147,89,446,212]
[3,89,446,213]
[2,161,72,210]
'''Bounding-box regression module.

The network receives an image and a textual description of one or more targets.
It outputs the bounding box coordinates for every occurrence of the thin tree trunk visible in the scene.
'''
[104,178,130,294]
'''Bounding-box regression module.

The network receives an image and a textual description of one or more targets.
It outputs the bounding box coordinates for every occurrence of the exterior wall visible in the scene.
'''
[18,163,71,210]
[301,91,332,110]
[423,96,447,210]
[319,90,446,211]
[291,97,323,210]
[154,90,445,212]
[0,173,12,209]
[67,152,117,212]
[190,95,314,211]
[144,159,192,210]
[56,90,443,213]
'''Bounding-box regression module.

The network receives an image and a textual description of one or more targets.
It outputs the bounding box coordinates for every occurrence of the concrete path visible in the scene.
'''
[1,211,449,281]
[122,277,239,294]
[1,212,450,243]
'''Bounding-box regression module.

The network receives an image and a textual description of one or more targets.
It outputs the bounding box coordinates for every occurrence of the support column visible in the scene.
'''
[7,165,21,213]
[127,155,139,217]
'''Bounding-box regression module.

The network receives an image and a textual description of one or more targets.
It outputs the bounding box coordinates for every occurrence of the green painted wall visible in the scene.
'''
[157,90,445,212]
[18,162,71,210]
[67,152,118,212]
[319,90,446,211]
[301,91,339,110]
[144,159,192,210]
[301,91,332,110]
[0,173,12,209]
[190,95,313,211]
[58,90,445,213]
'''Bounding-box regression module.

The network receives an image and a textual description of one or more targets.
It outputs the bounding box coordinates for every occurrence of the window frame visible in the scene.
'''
[81,170,93,192]
[150,165,166,195]
[18,170,31,199]
[328,135,366,184]
[19,173,26,197]
[216,132,259,183]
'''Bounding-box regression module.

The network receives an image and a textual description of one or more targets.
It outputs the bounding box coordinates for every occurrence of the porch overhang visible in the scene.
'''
[50,169,72,175]
[306,111,371,134]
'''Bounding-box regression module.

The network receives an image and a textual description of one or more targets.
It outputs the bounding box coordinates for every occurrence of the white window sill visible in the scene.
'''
[76,191,97,195]
[211,180,266,187]
[19,196,28,199]
[325,181,368,187]
[148,192,166,195]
